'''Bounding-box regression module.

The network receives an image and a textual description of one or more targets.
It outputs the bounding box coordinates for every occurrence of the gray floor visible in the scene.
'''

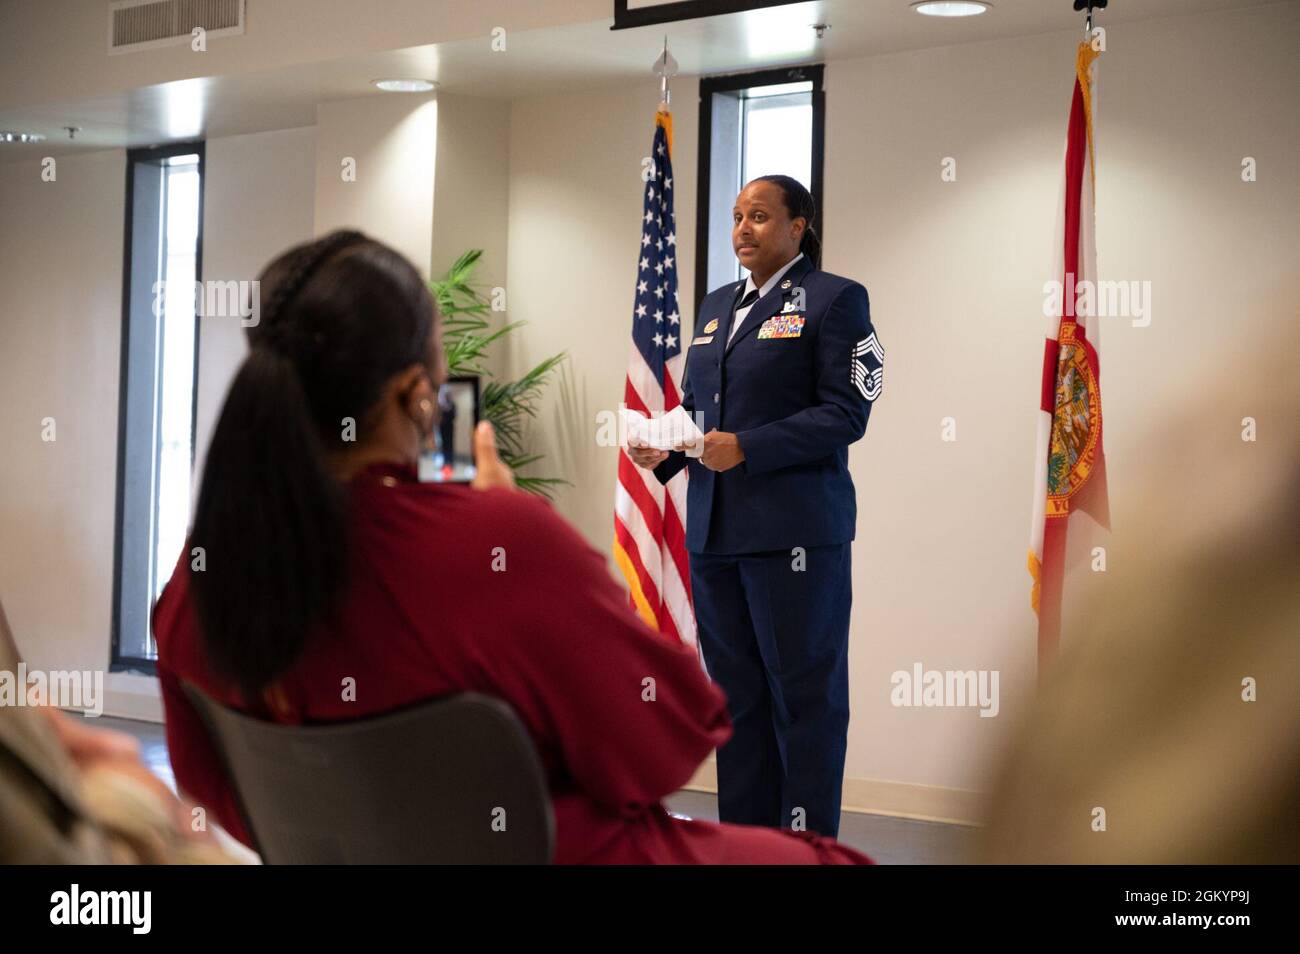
[94,713,173,789]
[662,789,976,864]
[94,714,977,864]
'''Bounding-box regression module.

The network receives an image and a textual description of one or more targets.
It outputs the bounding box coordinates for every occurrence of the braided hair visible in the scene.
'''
[189,230,437,700]
[752,174,821,269]
[252,229,368,354]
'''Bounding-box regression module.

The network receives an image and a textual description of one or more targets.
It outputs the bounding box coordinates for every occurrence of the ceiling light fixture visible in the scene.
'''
[911,1,992,16]
[372,79,437,93]
[0,131,47,144]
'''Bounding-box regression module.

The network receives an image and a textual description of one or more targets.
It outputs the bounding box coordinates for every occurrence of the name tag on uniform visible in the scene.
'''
[692,335,714,345]
[757,315,805,339]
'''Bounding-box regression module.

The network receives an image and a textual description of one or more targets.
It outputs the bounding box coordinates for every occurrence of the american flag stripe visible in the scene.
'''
[613,104,696,648]
[615,469,665,561]
[658,531,692,638]
[622,349,657,415]
[662,482,691,588]
[613,514,663,621]
[657,570,687,645]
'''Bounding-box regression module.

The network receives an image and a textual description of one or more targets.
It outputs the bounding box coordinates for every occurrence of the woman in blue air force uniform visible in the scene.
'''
[629,175,883,838]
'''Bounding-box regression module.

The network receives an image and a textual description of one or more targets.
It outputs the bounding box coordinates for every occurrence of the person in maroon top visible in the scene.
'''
[152,230,871,865]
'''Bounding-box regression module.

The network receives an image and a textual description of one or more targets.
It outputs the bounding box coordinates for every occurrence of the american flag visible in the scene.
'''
[613,105,696,647]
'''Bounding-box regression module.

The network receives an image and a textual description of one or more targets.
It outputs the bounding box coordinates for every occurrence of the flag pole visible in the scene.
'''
[613,41,696,646]
[1072,0,1108,36]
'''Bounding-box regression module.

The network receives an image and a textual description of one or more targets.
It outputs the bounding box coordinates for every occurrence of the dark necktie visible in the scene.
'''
[727,288,761,344]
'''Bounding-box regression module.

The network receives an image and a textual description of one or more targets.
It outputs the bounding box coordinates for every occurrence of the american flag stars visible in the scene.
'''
[627,118,682,381]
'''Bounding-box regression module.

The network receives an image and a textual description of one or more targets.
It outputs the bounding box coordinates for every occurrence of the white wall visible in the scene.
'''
[195,126,318,487]
[431,93,510,288]
[0,126,318,717]
[0,148,125,680]
[431,93,512,379]
[314,94,438,279]
[506,3,1300,819]
[507,81,699,545]
[823,2,1298,806]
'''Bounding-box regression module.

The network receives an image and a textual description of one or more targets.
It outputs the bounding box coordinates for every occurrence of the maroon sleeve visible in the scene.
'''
[155,659,253,847]
[152,562,257,851]
[480,492,731,818]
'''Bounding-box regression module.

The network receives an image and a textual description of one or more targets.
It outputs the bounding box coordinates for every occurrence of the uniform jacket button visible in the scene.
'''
[713,392,720,403]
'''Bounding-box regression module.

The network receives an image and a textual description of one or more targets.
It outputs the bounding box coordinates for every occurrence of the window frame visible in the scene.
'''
[693,64,825,316]
[110,139,206,675]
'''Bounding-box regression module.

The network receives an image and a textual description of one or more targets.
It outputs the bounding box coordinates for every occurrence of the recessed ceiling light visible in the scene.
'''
[372,79,437,93]
[0,131,46,144]
[911,1,992,16]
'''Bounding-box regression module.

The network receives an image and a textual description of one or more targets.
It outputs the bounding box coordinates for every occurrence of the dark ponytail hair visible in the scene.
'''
[188,230,436,702]
[752,174,821,269]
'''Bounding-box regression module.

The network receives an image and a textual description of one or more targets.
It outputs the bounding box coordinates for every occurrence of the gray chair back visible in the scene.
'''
[183,685,554,864]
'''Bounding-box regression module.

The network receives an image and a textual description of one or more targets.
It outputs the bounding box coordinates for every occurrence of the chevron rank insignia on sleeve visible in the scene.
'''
[852,332,884,401]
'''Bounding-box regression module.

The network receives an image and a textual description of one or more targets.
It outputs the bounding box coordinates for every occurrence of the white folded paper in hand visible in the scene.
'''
[622,406,704,458]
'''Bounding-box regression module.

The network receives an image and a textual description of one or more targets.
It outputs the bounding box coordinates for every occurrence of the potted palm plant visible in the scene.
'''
[430,250,568,498]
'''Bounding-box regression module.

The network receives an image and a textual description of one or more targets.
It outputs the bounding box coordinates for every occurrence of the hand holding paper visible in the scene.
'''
[622,405,704,457]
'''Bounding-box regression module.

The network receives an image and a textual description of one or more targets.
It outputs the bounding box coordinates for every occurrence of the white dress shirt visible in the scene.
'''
[727,252,804,344]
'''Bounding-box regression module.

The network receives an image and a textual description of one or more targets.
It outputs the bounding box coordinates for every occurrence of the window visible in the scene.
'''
[112,142,205,671]
[694,65,824,311]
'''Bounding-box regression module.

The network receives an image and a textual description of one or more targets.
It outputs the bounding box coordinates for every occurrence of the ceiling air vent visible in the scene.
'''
[108,0,246,54]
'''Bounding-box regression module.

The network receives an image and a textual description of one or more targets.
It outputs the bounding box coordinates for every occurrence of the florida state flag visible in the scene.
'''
[1029,41,1110,672]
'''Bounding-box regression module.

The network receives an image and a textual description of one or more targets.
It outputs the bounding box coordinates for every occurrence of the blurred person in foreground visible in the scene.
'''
[0,597,234,863]
[980,325,1300,864]
[152,230,872,864]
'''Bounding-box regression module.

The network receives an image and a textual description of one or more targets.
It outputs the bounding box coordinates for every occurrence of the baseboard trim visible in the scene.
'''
[100,672,163,722]
[684,760,988,827]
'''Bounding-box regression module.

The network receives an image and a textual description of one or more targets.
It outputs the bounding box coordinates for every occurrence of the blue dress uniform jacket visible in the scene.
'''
[652,254,883,836]
[654,255,882,554]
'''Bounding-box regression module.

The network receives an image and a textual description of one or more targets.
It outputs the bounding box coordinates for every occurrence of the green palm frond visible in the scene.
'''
[514,476,570,497]
[431,251,569,498]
